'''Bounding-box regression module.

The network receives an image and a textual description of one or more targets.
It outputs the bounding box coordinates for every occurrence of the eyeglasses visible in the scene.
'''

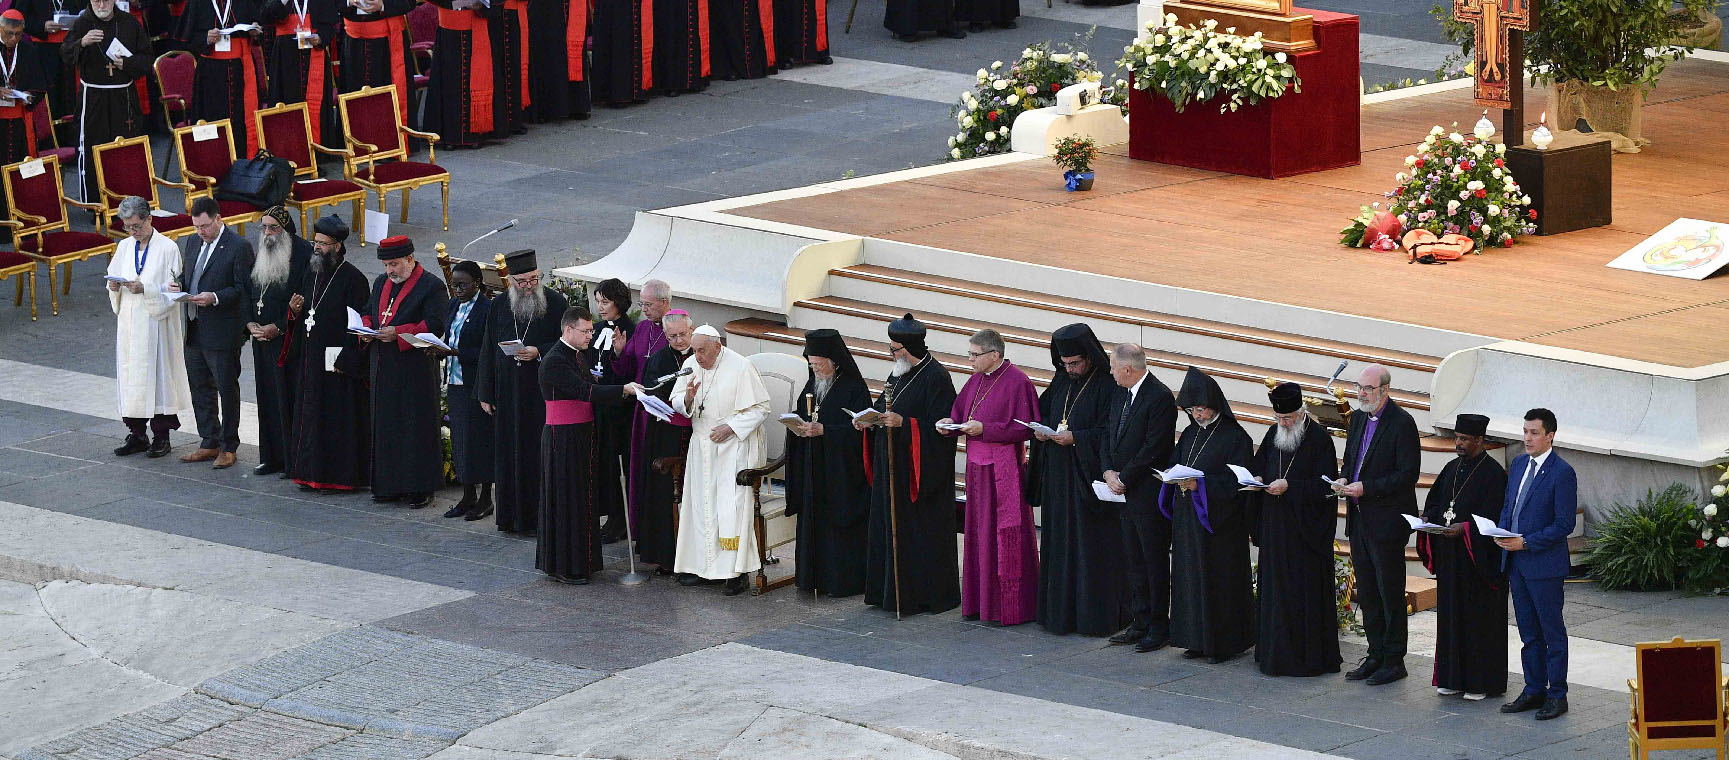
[512,275,541,287]
[1354,383,1388,393]
[966,349,1000,359]
[260,222,283,233]
[121,220,150,232]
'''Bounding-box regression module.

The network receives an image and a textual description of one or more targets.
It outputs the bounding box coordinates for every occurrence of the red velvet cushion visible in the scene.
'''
[18,230,113,256]
[1649,724,1721,739]
[291,178,363,201]
[343,92,401,157]
[259,109,313,171]
[179,124,237,189]
[96,142,154,205]
[110,213,193,233]
[217,200,261,218]
[1641,646,1719,723]
[356,161,446,184]
[43,147,77,163]
[7,164,65,227]
[157,53,196,101]
[0,249,33,269]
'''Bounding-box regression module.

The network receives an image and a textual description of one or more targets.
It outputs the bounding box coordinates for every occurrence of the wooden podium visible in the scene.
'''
[1162,0,1316,52]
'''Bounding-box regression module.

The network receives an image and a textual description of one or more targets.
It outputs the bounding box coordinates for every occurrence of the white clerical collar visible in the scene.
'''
[560,337,580,351]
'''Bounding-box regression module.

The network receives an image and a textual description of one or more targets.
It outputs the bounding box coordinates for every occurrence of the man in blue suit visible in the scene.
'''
[1496,408,1575,721]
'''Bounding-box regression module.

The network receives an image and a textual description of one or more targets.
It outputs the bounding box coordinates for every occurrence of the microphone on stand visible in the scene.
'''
[1323,360,1348,396]
[459,219,519,259]
[651,367,694,389]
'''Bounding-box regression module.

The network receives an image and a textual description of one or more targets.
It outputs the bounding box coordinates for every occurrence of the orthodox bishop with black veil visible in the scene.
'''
[61,0,152,203]
[785,329,871,598]
[361,236,448,505]
[1164,367,1255,662]
[1416,413,1508,698]
[538,307,637,583]
[862,314,959,616]
[287,215,370,492]
[1252,382,1343,677]
[632,310,695,569]
[475,249,567,533]
[1032,323,1122,636]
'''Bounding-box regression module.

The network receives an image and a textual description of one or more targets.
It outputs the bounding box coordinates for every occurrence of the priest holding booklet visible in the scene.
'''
[1415,413,1508,701]
[477,250,567,533]
[358,236,448,508]
[1163,367,1255,663]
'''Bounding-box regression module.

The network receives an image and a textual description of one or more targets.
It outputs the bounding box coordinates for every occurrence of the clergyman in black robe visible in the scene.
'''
[287,215,370,492]
[633,319,694,569]
[882,0,961,41]
[652,0,708,94]
[244,207,312,477]
[587,278,634,542]
[1416,413,1508,699]
[1165,366,1255,662]
[1032,323,1122,636]
[588,0,651,103]
[475,250,568,533]
[361,236,449,506]
[862,314,959,616]
[420,0,502,146]
[707,0,773,81]
[260,0,339,145]
[337,0,413,124]
[16,0,83,123]
[785,329,871,597]
[771,0,828,67]
[0,14,52,167]
[61,0,152,203]
[525,0,591,120]
[955,0,1013,32]
[1252,382,1343,677]
[173,0,265,156]
[538,305,637,583]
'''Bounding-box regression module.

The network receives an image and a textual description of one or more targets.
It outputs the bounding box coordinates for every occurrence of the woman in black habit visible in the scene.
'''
[1164,367,1256,662]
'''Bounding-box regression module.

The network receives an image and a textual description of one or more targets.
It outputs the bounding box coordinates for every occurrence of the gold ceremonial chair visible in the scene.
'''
[0,246,36,320]
[737,351,809,595]
[434,243,511,298]
[2,155,116,316]
[255,101,368,240]
[1628,637,1727,760]
[91,135,197,242]
[172,119,262,232]
[336,85,450,236]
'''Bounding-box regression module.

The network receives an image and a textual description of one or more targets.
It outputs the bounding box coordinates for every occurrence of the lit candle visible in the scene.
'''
[1473,109,1495,140]
[1531,111,1554,150]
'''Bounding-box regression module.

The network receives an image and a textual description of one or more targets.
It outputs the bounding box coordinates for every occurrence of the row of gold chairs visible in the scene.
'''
[2,85,449,320]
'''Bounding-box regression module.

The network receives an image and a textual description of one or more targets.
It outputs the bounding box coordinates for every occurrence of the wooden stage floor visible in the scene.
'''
[727,59,1729,369]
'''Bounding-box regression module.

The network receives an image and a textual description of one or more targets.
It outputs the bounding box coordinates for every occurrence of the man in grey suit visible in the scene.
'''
[171,197,254,470]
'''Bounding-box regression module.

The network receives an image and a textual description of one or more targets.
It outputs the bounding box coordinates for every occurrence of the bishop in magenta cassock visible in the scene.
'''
[605,279,670,536]
[631,310,694,570]
[940,329,1038,625]
[360,236,448,507]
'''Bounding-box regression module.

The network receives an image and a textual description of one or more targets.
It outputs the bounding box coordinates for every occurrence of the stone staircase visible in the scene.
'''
[724,254,1585,578]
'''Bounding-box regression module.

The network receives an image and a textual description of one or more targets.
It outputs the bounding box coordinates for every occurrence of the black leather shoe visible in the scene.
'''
[1534,697,1568,720]
[1345,657,1382,681]
[1133,634,1169,653]
[1366,660,1407,685]
[1108,627,1148,645]
[147,439,173,458]
[551,574,589,585]
[407,493,433,509]
[252,463,280,476]
[1181,649,1207,659]
[278,471,292,479]
[678,573,704,586]
[723,575,749,596]
[464,501,494,521]
[599,532,622,545]
[442,503,470,518]
[939,27,967,39]
[1500,692,1545,714]
[114,435,149,456]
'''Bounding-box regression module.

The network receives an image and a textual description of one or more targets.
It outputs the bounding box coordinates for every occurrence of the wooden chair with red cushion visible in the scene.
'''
[1628,637,1726,760]
[2,155,116,316]
[0,246,37,320]
[256,101,367,242]
[92,135,197,242]
[337,85,449,236]
[154,51,198,175]
[407,2,435,111]
[172,119,262,231]
[29,100,78,164]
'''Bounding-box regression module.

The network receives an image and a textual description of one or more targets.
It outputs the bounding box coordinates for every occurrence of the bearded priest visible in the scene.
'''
[244,207,312,477]
[360,236,448,508]
[1252,382,1343,677]
[286,215,371,493]
[785,328,873,598]
[475,249,567,533]
[666,325,772,596]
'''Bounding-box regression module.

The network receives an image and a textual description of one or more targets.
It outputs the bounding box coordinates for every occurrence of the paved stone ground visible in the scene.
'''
[6,1,1729,756]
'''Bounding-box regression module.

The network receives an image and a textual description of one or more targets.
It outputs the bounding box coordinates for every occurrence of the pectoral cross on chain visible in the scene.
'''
[1453,0,1533,139]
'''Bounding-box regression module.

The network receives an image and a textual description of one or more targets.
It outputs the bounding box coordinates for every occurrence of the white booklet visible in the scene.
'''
[846,408,884,426]
[1091,480,1126,503]
[637,393,676,423]
[777,412,806,430]
[593,326,615,352]
[1472,514,1521,539]
[1152,464,1206,482]
[935,421,967,432]
[497,339,525,357]
[104,274,133,282]
[1014,419,1057,436]
[1402,513,1454,535]
[106,37,132,63]
[1227,464,1266,489]
[401,332,450,351]
[163,290,191,302]
[345,306,377,335]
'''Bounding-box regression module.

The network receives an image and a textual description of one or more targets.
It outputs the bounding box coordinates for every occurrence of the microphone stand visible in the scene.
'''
[459,219,518,261]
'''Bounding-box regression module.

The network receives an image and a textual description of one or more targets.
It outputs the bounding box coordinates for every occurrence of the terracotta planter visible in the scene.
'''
[1551,79,1646,147]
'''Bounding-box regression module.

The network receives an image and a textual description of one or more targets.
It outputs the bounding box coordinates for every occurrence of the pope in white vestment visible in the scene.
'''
[107,216,193,452]
[669,327,771,586]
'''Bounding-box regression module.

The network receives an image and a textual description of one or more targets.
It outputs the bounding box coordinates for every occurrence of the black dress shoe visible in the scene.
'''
[939,27,967,39]
[278,471,292,479]
[114,435,149,456]
[1208,652,1237,664]
[967,21,985,32]
[551,574,589,585]
[1534,697,1568,720]
[1181,649,1207,659]
[1108,627,1148,645]
[147,439,173,458]
[464,502,494,521]
[678,573,704,586]
[1366,660,1407,685]
[1345,657,1382,681]
[407,493,433,509]
[723,575,749,596]
[1133,634,1169,653]
[253,463,281,476]
[1500,692,1545,713]
[442,503,471,518]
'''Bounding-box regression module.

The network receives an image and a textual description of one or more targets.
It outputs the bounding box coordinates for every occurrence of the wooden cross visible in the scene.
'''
[1454,0,1534,143]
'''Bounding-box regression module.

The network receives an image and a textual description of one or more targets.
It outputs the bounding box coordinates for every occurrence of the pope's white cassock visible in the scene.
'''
[108,230,193,420]
[670,331,772,580]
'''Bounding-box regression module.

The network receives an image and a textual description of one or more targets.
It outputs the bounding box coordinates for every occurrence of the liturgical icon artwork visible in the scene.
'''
[1454,0,1532,110]
[1607,218,1729,281]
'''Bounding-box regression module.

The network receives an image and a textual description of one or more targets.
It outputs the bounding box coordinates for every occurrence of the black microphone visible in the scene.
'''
[460,219,520,259]
[652,367,694,388]
[1324,360,1348,395]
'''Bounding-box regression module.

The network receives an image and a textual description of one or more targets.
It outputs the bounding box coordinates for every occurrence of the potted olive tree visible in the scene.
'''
[1053,134,1099,191]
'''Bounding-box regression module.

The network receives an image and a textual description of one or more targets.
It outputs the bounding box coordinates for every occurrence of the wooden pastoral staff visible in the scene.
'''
[1454,0,1612,235]
[1127,0,1360,178]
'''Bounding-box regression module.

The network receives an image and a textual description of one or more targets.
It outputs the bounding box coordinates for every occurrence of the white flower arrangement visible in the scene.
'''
[1117,14,1299,113]
[946,37,1115,161]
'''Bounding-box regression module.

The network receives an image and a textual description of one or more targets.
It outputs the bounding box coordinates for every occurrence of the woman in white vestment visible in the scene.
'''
[107,195,193,458]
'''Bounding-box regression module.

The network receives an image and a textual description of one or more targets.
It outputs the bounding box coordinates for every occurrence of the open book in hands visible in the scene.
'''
[1227,464,1266,489]
[846,408,884,426]
[1472,514,1521,539]
[1402,513,1454,535]
[346,306,378,335]
[777,412,807,431]
[1152,464,1206,482]
[1014,419,1057,436]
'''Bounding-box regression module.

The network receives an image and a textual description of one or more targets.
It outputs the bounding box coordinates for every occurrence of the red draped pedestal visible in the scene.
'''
[1128,9,1360,179]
